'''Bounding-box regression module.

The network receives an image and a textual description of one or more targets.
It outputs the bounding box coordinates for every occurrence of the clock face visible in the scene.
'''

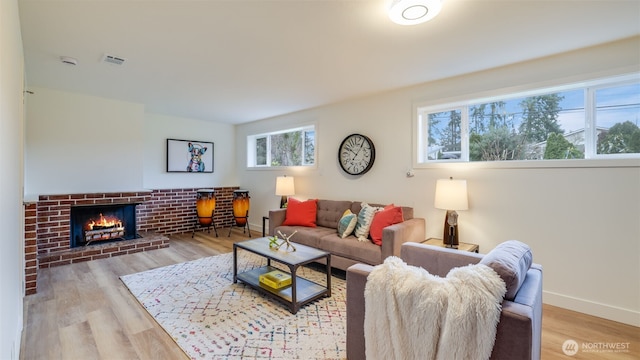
[338,134,376,175]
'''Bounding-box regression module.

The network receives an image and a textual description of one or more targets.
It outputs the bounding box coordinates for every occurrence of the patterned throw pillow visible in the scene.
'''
[337,210,358,238]
[354,202,383,242]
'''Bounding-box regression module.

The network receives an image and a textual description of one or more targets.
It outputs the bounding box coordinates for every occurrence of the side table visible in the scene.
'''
[262,216,269,237]
[423,238,479,253]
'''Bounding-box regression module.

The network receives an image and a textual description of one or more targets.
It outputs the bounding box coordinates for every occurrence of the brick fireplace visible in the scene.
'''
[24,187,240,295]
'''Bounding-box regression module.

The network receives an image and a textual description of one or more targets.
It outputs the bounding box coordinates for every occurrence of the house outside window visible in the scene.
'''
[417,75,639,165]
[247,126,315,168]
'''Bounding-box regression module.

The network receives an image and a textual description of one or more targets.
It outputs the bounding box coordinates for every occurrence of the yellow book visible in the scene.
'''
[259,270,292,289]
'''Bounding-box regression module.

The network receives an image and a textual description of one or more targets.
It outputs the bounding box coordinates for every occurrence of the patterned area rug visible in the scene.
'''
[120,252,347,359]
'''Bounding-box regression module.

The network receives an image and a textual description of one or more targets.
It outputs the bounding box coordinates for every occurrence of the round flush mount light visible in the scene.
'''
[388,0,442,25]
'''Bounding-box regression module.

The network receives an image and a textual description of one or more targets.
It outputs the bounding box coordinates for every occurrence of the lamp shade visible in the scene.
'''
[275,176,295,196]
[388,0,443,25]
[434,178,468,211]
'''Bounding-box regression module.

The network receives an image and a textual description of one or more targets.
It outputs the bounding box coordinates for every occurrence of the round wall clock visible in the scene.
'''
[338,133,376,175]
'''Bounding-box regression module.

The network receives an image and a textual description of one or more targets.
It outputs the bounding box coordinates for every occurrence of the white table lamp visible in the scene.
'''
[275,176,295,208]
[434,177,468,247]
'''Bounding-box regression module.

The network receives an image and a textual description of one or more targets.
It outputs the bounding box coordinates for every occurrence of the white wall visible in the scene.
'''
[143,113,236,189]
[236,37,640,326]
[24,89,238,197]
[0,0,25,358]
[25,87,145,197]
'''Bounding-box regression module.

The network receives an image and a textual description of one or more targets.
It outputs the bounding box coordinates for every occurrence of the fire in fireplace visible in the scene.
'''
[70,203,139,247]
[85,213,124,245]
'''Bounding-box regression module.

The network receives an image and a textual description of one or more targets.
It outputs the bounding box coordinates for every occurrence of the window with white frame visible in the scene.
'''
[417,75,640,164]
[595,83,640,155]
[247,125,316,168]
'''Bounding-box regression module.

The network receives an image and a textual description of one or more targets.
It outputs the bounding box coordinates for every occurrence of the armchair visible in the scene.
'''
[346,241,543,360]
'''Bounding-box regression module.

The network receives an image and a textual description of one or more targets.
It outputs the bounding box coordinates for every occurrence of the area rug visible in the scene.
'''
[120,252,347,359]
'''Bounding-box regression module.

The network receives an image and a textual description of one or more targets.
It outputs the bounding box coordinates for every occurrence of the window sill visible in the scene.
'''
[246,165,317,171]
[414,158,640,170]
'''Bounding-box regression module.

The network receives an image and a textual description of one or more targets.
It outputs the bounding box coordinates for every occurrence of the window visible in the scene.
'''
[255,137,267,166]
[247,126,315,168]
[424,109,463,160]
[417,75,639,164]
[595,83,640,155]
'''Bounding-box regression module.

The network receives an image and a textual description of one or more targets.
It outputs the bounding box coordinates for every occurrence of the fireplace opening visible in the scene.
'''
[70,203,140,248]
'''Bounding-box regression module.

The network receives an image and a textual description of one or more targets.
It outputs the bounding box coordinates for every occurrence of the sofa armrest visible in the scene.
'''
[491,265,543,360]
[379,217,425,261]
[400,242,483,277]
[346,263,374,360]
[267,208,286,236]
[491,301,534,360]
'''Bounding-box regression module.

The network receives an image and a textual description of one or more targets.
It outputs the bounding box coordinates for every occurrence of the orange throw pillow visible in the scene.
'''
[369,205,404,245]
[282,198,318,227]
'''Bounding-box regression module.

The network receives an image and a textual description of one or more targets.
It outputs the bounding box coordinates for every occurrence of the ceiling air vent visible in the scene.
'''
[60,56,78,65]
[102,54,126,65]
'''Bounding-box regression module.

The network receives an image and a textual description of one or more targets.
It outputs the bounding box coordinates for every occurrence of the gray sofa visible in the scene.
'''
[268,199,426,271]
[346,241,543,360]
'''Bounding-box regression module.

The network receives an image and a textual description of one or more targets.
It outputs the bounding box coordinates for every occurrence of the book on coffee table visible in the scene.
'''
[259,270,292,289]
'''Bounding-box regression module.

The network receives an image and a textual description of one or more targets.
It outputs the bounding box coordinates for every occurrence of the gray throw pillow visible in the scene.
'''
[479,240,533,301]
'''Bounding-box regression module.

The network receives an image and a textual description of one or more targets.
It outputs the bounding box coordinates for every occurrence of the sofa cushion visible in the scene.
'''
[337,210,358,238]
[350,202,384,215]
[316,200,353,228]
[479,240,533,301]
[399,206,413,220]
[275,225,336,249]
[369,205,404,245]
[354,202,383,242]
[282,198,317,227]
[351,202,414,221]
[319,233,382,265]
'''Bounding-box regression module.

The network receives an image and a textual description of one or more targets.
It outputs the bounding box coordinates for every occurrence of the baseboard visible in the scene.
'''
[544,290,640,327]
[13,322,22,360]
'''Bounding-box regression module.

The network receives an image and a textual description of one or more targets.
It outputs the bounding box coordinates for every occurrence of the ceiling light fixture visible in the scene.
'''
[388,0,442,25]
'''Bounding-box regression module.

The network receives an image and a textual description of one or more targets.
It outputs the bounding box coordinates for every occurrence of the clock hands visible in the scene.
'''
[345,148,359,158]
[351,146,362,161]
[345,137,367,161]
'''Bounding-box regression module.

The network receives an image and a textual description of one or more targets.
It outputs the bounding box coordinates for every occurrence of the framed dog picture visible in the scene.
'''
[167,139,214,173]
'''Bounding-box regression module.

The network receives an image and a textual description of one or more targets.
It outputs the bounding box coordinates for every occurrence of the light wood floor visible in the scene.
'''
[21,229,639,359]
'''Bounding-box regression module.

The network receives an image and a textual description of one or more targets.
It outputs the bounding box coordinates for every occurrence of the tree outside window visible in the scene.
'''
[248,126,316,168]
[416,82,640,163]
[427,110,462,160]
[256,137,267,166]
[595,83,640,155]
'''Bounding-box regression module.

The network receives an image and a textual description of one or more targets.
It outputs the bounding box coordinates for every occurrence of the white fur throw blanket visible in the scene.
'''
[364,257,506,360]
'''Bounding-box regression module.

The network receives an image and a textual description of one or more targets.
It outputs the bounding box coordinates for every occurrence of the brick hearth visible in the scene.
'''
[24,187,240,295]
[36,232,170,268]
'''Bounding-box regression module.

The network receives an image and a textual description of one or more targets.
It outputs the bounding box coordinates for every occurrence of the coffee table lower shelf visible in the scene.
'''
[236,265,328,313]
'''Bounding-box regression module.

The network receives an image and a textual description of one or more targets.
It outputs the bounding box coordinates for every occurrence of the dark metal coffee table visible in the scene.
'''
[233,237,331,314]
